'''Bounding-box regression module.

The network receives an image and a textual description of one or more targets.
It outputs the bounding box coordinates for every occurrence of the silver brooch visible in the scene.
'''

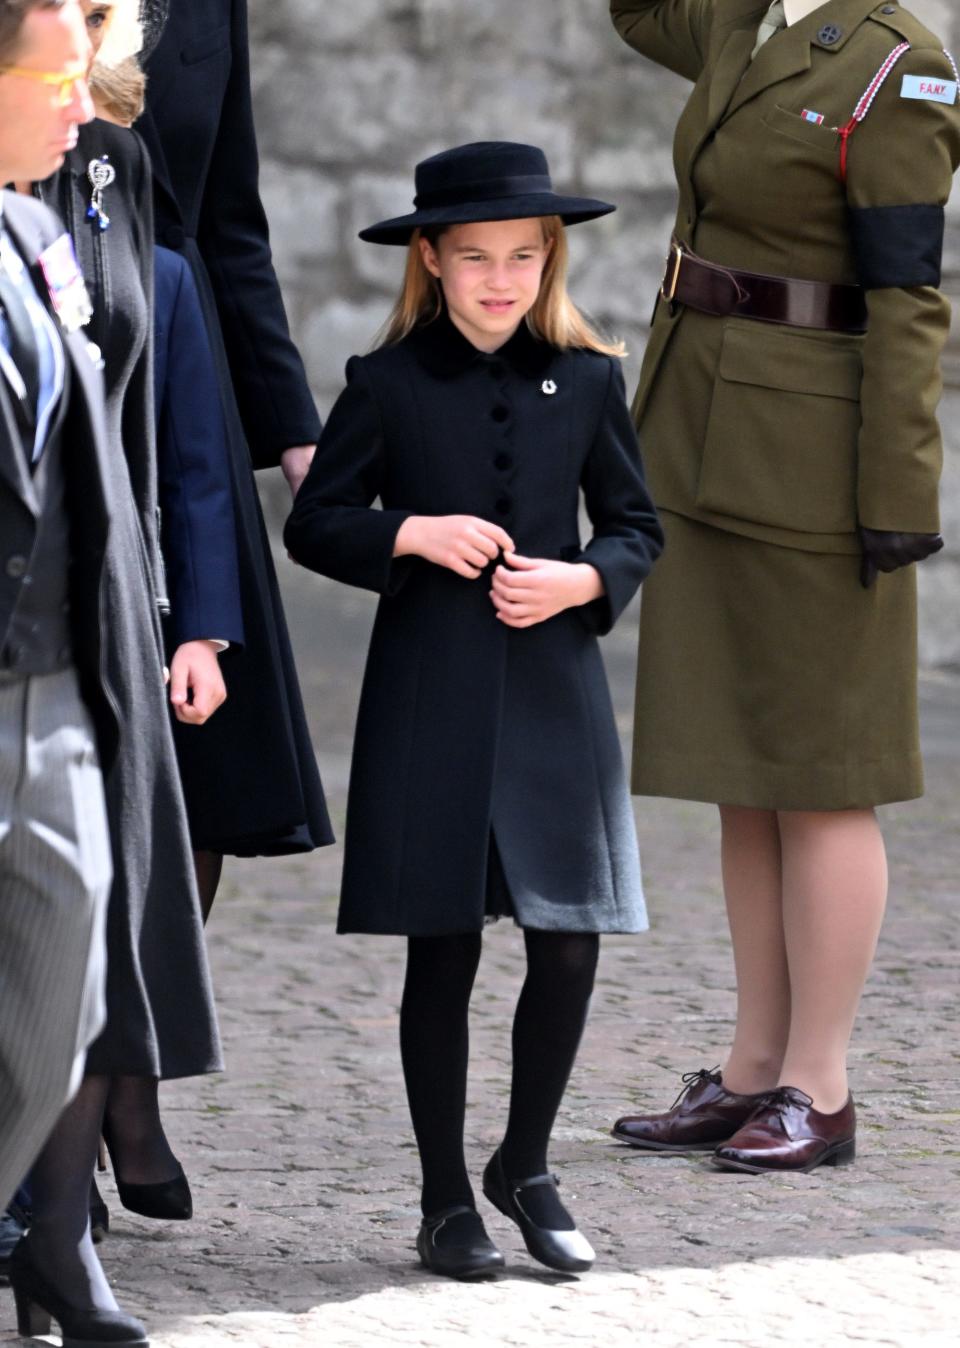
[86,156,116,232]
[541,379,557,396]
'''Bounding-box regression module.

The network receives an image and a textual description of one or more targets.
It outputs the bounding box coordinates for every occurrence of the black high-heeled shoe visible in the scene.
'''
[482,1148,595,1274]
[9,1236,149,1346]
[101,1122,192,1220]
[88,1186,108,1245]
[113,1167,192,1221]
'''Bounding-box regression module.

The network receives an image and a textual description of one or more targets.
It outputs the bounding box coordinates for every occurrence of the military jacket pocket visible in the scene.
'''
[763,105,841,155]
[696,322,863,536]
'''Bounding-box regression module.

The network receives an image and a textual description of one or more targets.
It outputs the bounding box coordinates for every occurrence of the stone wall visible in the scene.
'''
[249,0,960,666]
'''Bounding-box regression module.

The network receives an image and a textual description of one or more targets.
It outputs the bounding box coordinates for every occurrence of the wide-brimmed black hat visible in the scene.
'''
[359,141,616,245]
[139,0,170,62]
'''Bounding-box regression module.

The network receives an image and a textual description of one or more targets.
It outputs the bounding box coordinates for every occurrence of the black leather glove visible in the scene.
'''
[859,527,944,589]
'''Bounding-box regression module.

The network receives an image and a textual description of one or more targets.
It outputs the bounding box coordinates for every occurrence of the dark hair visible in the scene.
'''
[0,0,65,65]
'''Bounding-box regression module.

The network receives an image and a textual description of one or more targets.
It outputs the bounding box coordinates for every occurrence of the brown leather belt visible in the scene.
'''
[660,240,868,334]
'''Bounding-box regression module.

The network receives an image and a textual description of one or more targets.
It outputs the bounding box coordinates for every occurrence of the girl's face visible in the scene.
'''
[420,218,552,352]
[80,2,116,61]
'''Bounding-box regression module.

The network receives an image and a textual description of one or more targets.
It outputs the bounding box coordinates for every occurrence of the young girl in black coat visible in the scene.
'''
[286,142,664,1279]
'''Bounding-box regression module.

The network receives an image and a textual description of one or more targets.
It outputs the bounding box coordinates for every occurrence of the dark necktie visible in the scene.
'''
[0,262,41,427]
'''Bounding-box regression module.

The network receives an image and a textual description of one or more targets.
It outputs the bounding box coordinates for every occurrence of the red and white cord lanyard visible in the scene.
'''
[837,44,959,184]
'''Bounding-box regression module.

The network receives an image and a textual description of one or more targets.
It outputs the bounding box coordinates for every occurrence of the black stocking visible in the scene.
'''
[28,1075,117,1312]
[500,930,600,1230]
[102,1076,179,1186]
[400,932,482,1220]
[193,849,223,925]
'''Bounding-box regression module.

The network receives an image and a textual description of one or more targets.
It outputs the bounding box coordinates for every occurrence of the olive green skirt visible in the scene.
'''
[632,511,923,810]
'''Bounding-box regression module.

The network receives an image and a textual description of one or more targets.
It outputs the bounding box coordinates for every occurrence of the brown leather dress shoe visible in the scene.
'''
[713,1087,856,1174]
[612,1068,769,1153]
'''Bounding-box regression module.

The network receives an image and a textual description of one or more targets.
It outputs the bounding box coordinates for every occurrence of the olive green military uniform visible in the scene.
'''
[611,0,960,809]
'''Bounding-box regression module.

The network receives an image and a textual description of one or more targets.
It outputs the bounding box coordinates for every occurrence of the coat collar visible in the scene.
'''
[708,0,884,128]
[406,308,558,379]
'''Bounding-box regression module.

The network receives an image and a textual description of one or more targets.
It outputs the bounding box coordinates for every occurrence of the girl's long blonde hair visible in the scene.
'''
[375,216,625,358]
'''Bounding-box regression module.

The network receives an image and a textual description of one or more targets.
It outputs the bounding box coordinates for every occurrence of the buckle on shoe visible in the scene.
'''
[660,240,685,303]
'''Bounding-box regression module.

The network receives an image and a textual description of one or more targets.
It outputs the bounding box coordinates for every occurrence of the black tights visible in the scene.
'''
[400,929,599,1222]
[29,1077,118,1313]
[194,849,224,925]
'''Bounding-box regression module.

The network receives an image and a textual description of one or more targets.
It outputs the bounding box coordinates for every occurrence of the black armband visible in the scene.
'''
[848,204,945,289]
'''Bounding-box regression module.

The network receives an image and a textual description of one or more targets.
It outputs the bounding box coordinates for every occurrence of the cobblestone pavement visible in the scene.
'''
[3,553,958,1348]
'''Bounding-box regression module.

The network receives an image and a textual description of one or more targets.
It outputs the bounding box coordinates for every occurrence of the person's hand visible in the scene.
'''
[859,527,944,589]
[394,515,514,579]
[169,640,227,725]
[490,553,604,628]
[280,444,316,499]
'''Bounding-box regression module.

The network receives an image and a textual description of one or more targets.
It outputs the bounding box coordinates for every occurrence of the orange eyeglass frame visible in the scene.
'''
[0,65,89,107]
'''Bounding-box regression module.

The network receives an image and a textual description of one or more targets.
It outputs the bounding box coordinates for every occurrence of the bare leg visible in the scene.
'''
[776,808,887,1112]
[719,805,791,1095]
[193,849,224,925]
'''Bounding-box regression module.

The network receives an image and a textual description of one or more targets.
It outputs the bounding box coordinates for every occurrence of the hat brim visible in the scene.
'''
[358,194,616,245]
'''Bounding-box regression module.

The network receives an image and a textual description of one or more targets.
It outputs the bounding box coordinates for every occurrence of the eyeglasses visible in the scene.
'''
[0,65,89,108]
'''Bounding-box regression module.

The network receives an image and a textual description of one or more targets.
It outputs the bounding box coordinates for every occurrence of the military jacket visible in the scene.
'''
[611,0,960,550]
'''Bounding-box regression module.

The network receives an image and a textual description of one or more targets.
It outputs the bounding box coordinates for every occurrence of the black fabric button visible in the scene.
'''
[164,225,186,249]
[495,497,512,515]
[57,646,72,663]
[491,405,509,423]
[495,453,513,471]
[817,24,843,45]
[5,555,27,580]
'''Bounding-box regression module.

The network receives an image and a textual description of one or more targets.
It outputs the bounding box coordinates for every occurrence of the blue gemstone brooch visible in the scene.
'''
[86,156,116,231]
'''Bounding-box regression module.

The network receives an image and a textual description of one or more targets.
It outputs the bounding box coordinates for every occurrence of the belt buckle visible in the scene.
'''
[660,241,685,303]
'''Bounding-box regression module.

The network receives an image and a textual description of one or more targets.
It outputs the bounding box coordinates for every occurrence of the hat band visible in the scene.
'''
[414,173,554,210]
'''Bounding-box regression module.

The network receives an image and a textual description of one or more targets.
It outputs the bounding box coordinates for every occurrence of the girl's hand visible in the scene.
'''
[394,515,514,579]
[169,640,227,725]
[490,553,604,628]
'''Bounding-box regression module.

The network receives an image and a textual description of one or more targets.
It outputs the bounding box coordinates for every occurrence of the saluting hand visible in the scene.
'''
[490,553,604,628]
[169,640,228,725]
[394,515,514,579]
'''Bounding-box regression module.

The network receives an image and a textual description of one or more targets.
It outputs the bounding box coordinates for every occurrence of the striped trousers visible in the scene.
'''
[0,666,111,1208]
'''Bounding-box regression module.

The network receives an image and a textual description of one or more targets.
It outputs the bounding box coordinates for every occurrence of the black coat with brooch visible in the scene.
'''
[38,121,166,612]
[36,129,222,1080]
[138,0,332,856]
[285,316,664,936]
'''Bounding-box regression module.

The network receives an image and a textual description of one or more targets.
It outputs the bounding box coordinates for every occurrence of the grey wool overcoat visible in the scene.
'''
[285,314,664,936]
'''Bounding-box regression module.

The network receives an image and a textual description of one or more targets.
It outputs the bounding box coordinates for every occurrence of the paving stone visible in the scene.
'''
[3,553,955,1347]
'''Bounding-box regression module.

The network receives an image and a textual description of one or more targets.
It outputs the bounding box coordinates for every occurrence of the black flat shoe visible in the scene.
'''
[114,1167,192,1221]
[416,1205,505,1280]
[482,1149,595,1274]
[9,1236,149,1346]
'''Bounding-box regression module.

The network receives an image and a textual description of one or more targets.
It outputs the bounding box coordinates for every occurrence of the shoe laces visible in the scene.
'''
[670,1066,721,1110]
[752,1086,814,1131]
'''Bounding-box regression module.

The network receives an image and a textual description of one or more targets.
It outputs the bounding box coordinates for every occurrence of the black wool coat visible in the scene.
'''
[142,0,320,467]
[285,316,664,936]
[140,0,332,855]
[0,191,222,1080]
[37,133,222,1080]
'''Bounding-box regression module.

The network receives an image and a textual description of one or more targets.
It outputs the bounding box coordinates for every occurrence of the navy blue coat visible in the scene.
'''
[286,316,664,936]
[154,244,243,650]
